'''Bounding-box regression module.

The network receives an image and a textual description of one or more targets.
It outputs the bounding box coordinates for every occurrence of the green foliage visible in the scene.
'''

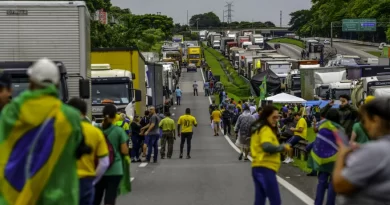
[289,0,390,42]
[86,1,174,51]
[268,38,305,48]
[190,12,221,28]
[189,12,277,29]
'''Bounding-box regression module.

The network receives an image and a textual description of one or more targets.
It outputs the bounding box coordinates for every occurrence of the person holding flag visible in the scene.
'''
[0,58,89,205]
[0,72,12,114]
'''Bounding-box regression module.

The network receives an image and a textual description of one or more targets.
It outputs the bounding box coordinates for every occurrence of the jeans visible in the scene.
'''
[176,96,181,105]
[79,177,95,205]
[94,175,122,205]
[131,133,142,160]
[252,167,281,205]
[146,134,159,162]
[223,119,231,134]
[315,172,336,205]
[180,132,193,156]
[204,88,209,96]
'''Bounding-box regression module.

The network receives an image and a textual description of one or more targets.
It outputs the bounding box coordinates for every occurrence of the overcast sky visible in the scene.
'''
[111,0,312,26]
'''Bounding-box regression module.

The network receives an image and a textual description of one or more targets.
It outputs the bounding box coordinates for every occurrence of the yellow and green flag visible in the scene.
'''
[0,85,82,205]
[259,75,267,100]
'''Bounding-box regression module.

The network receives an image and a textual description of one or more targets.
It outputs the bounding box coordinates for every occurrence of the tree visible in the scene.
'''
[189,12,221,28]
[264,21,276,27]
[288,10,311,36]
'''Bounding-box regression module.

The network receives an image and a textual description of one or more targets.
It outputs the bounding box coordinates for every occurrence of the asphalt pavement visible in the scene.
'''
[117,69,312,205]
[267,43,302,59]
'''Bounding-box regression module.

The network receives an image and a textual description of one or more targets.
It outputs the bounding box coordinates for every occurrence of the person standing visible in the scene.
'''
[0,72,11,114]
[94,104,129,205]
[209,79,214,95]
[306,109,341,205]
[178,108,198,159]
[222,106,232,135]
[130,115,142,162]
[203,81,210,96]
[283,112,307,164]
[159,112,176,159]
[234,105,255,160]
[175,86,182,105]
[349,96,375,145]
[250,105,291,205]
[193,81,198,96]
[142,106,160,163]
[211,106,222,136]
[0,58,88,204]
[209,100,218,115]
[68,98,110,205]
[140,110,150,158]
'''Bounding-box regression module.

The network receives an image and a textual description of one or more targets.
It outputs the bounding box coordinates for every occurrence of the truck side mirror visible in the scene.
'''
[79,79,90,99]
[133,89,142,102]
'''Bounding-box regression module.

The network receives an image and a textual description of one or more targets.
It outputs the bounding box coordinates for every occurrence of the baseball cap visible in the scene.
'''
[0,72,11,88]
[27,58,60,86]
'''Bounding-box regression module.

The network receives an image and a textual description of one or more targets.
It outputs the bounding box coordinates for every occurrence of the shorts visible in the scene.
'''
[213,121,220,127]
[287,135,304,146]
[144,135,150,145]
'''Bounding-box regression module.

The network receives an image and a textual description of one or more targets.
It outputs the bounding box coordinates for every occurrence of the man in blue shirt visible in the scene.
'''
[0,72,12,114]
[175,86,182,105]
[203,81,210,96]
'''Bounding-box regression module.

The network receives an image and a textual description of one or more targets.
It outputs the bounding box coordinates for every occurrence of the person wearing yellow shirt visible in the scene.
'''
[67,98,109,205]
[250,105,291,205]
[178,108,197,159]
[159,112,176,159]
[283,112,307,164]
[210,106,222,136]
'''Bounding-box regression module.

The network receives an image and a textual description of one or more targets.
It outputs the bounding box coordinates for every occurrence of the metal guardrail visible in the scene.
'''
[303,37,380,47]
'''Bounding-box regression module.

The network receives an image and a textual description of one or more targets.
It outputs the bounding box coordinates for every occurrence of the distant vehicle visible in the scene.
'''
[274,43,281,49]
[323,39,330,44]
[379,42,387,50]
[187,63,197,72]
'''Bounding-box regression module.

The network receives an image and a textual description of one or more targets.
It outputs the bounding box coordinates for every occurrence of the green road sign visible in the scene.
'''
[342,19,376,32]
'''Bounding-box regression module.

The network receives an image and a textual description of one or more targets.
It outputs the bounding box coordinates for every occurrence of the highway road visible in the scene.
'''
[117,69,313,205]
[268,42,303,59]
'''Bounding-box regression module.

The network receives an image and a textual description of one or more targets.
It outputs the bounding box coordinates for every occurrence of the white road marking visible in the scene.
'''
[139,162,148,167]
[172,113,175,116]
[200,65,314,205]
[173,107,176,110]
[131,177,135,182]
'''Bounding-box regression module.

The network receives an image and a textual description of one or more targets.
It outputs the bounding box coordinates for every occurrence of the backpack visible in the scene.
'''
[95,129,115,168]
[222,110,231,120]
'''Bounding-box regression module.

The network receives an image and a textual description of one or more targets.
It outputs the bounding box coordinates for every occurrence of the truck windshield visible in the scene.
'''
[11,78,64,100]
[333,89,351,99]
[292,77,301,90]
[317,86,329,98]
[188,54,200,59]
[92,83,130,105]
[269,64,290,75]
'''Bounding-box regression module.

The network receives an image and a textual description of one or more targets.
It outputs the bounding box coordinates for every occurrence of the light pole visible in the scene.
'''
[330,21,334,47]
[196,18,199,30]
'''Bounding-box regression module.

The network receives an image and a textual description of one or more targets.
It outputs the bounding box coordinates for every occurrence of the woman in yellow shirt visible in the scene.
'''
[250,105,291,205]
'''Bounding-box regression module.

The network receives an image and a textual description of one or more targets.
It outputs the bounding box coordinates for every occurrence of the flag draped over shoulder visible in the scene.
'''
[0,85,82,205]
[118,158,131,195]
[259,75,267,100]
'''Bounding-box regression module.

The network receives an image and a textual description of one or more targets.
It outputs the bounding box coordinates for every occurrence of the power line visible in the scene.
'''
[224,2,233,24]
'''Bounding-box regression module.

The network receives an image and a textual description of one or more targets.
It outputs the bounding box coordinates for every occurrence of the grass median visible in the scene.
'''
[203,46,251,102]
[269,38,304,48]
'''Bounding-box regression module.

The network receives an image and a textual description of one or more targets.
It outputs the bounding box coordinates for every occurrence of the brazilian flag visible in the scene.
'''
[259,75,267,100]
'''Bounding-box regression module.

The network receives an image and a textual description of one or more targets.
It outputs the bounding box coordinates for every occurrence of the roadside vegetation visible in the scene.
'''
[268,38,304,48]
[366,50,382,57]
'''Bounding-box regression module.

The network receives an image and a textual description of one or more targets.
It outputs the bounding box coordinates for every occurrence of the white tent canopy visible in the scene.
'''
[265,93,307,103]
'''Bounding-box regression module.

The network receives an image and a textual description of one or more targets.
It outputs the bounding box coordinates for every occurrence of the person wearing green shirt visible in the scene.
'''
[350,122,369,144]
[94,104,129,205]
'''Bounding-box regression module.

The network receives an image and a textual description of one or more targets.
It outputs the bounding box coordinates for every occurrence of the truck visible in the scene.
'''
[241,30,253,36]
[226,42,238,57]
[162,63,176,104]
[187,46,202,67]
[299,66,345,100]
[210,34,221,48]
[199,30,208,41]
[172,35,184,43]
[145,62,164,113]
[349,65,390,108]
[250,34,265,48]
[0,61,73,102]
[314,70,347,100]
[91,64,137,122]
[238,36,250,48]
[304,40,324,60]
[220,37,235,55]
[0,1,91,115]
[286,60,320,97]
[264,61,292,91]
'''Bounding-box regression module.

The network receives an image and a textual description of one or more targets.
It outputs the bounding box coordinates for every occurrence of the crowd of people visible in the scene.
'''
[0,58,200,205]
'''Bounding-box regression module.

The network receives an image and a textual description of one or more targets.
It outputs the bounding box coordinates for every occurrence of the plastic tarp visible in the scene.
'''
[250,71,281,96]
[304,100,340,108]
[266,93,307,103]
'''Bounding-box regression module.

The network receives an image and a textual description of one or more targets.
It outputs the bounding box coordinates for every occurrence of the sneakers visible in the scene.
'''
[283,157,294,164]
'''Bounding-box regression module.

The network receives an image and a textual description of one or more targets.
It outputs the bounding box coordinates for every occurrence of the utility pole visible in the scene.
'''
[280,10,282,27]
[187,10,189,26]
[223,10,225,23]
[224,2,233,24]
